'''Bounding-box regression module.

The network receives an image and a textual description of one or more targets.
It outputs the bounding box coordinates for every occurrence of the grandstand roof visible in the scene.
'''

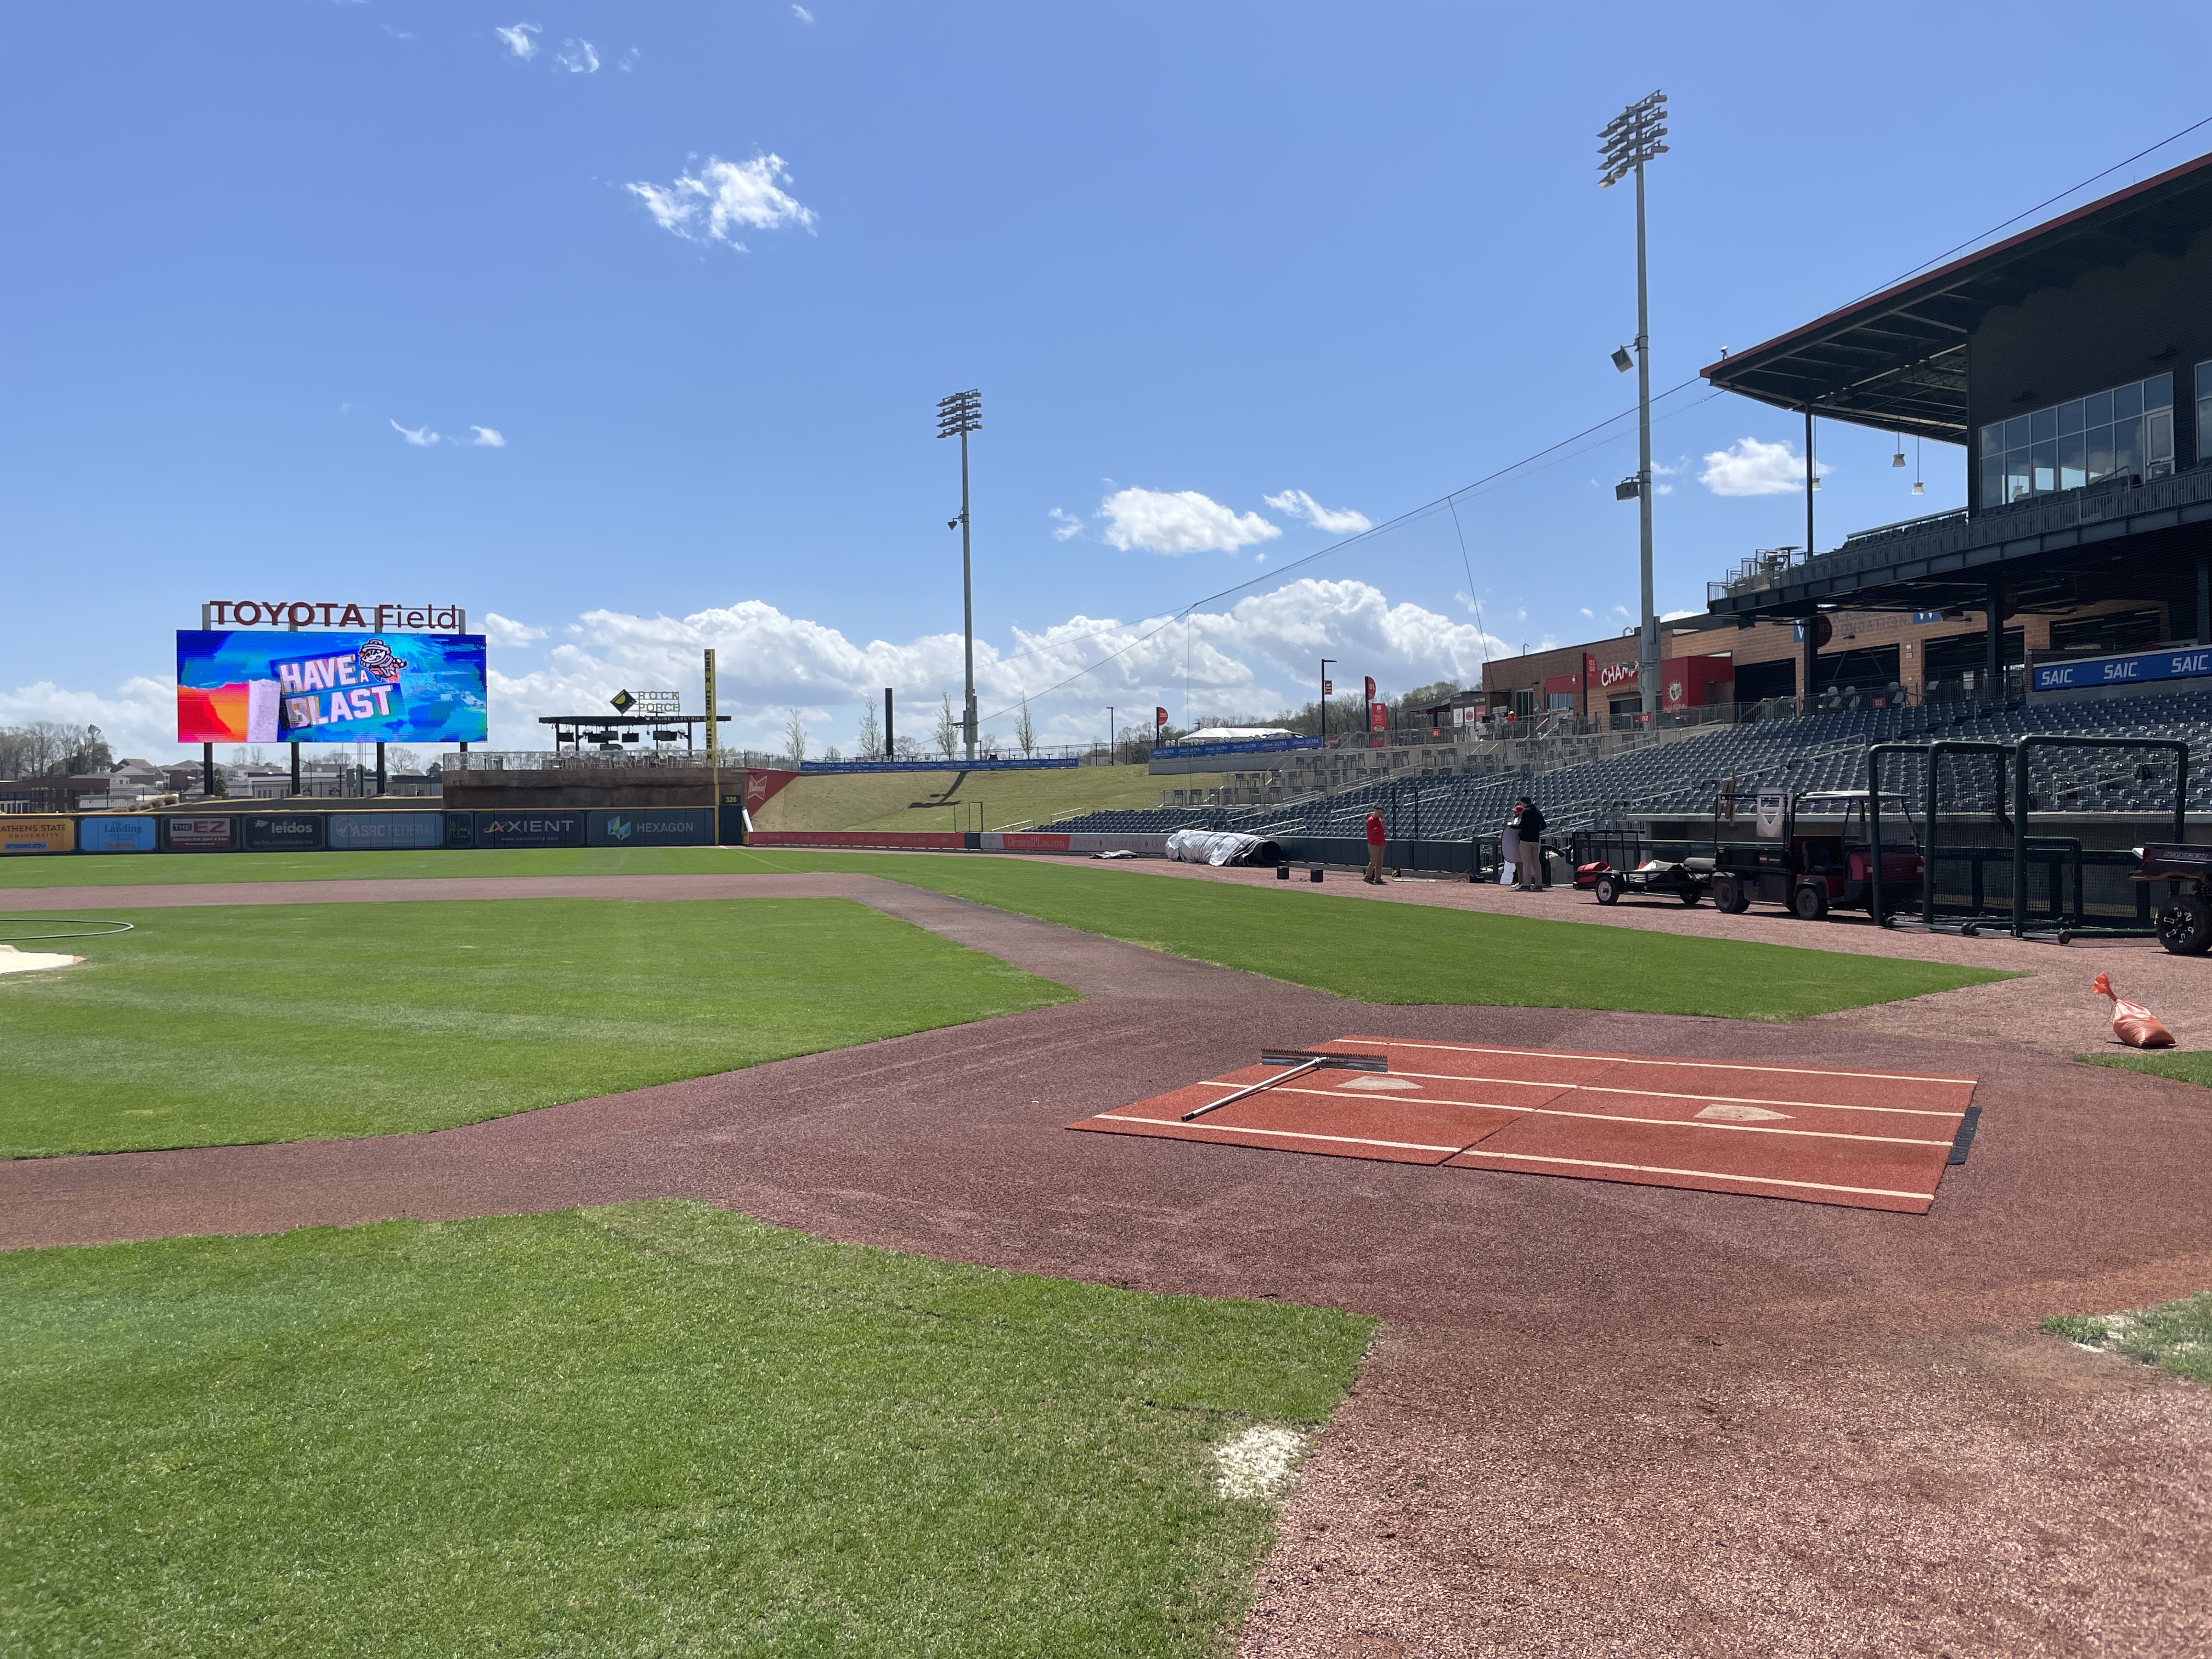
[1702,150,2212,442]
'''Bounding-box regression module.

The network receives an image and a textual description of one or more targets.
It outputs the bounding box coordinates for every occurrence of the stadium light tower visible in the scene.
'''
[1599,89,1668,720]
[937,388,983,761]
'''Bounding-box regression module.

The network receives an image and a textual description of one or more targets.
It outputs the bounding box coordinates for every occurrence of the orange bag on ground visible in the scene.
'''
[2093,973,2176,1048]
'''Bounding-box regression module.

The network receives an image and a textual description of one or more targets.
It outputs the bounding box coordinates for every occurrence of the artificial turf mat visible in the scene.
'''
[0,1202,1373,1656]
[0,897,1073,1158]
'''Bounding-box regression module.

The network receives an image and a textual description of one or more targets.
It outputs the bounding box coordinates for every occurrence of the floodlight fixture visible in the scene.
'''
[1616,478,1641,501]
[1611,345,1634,373]
[1596,89,1667,189]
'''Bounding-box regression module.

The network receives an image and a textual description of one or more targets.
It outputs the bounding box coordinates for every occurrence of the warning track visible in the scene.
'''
[4,871,2210,1656]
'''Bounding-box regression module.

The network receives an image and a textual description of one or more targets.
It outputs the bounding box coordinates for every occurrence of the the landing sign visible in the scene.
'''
[176,630,488,745]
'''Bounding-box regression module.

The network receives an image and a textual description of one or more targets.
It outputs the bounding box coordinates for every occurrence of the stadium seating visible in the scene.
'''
[1032,690,2212,843]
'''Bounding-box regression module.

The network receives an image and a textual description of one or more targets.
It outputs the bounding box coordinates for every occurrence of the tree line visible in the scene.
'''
[0,722,114,779]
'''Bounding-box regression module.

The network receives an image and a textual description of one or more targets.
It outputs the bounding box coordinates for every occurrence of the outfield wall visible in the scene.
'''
[0,809,725,856]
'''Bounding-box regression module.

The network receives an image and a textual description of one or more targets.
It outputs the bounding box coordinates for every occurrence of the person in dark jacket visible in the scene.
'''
[1364,811,1386,884]
[1514,798,1547,890]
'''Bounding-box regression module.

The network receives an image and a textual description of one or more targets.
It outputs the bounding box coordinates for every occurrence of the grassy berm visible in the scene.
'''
[1,1203,1372,1657]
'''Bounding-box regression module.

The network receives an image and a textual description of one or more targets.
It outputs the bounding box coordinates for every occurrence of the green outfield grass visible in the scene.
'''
[3,844,2012,1021]
[1,1203,1371,1657]
[732,851,2013,1020]
[755,762,1163,834]
[0,845,770,887]
[0,897,1071,1158]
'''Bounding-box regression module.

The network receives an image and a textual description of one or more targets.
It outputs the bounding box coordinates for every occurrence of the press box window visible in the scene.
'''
[1979,372,2172,506]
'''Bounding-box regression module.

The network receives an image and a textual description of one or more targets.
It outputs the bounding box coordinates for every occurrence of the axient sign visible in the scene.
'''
[201,601,467,630]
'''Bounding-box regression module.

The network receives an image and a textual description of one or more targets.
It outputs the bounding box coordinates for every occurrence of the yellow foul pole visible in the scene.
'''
[704,647,719,847]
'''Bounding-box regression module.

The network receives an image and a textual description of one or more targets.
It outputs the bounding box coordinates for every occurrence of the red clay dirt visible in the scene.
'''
[5,870,2211,1656]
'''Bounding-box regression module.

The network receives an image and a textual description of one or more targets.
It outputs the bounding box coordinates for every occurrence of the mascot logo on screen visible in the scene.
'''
[274,640,409,735]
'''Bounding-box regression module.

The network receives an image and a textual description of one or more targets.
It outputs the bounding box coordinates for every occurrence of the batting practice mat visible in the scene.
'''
[1070,1037,1982,1214]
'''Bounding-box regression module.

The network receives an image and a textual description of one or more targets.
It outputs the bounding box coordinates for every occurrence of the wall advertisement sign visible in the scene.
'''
[242,814,326,853]
[330,812,446,850]
[78,817,160,853]
[585,809,713,847]
[473,812,586,849]
[163,816,237,852]
[0,816,76,855]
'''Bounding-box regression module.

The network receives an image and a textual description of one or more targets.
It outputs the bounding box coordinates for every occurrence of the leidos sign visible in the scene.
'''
[200,600,467,630]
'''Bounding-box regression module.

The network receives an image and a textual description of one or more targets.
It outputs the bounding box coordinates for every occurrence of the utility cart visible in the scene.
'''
[2140,842,2212,955]
[1709,789,1923,922]
[1577,855,1713,906]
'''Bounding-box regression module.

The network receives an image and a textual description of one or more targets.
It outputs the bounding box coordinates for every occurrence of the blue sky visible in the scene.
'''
[7,2,2211,759]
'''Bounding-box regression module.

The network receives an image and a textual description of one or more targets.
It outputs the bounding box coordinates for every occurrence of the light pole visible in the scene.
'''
[1107,706,1115,764]
[1599,89,1668,720]
[936,388,983,761]
[1319,658,1335,743]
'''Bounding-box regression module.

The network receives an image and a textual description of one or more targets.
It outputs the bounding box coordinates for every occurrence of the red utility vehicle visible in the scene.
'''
[1709,790,1923,921]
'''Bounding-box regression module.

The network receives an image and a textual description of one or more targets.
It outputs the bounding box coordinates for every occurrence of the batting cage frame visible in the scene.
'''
[1869,735,2190,942]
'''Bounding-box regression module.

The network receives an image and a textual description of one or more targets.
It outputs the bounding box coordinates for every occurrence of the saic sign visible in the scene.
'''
[2033,647,2212,693]
[200,601,467,631]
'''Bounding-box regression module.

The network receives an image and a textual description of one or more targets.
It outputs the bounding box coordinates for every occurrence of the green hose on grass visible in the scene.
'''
[0,919,136,943]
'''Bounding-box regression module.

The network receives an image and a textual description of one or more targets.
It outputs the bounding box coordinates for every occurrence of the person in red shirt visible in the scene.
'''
[1364,811,1386,884]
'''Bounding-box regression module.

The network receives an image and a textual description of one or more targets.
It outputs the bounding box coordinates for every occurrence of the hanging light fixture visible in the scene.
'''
[1892,433,1906,468]
[1912,436,1925,496]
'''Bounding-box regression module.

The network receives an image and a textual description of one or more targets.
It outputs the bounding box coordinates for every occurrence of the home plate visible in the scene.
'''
[1070,1036,1980,1213]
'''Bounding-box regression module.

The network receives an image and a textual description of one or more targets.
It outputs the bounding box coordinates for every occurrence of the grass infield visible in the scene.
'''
[2078,1049,2212,1090]
[741,851,2010,1019]
[0,1203,1372,1656]
[2,845,2010,1019]
[0,896,1072,1158]
[2042,1291,2212,1387]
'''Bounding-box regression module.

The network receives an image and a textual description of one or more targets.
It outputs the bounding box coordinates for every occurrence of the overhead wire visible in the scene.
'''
[970,376,1714,725]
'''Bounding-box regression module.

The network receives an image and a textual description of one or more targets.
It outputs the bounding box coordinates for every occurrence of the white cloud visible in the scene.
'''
[1579,607,1595,618]
[390,420,439,446]
[1047,507,1083,542]
[792,4,815,20]
[469,426,506,448]
[617,46,640,71]
[626,154,816,250]
[1262,488,1373,535]
[494,22,539,58]
[555,38,599,72]
[483,612,549,648]
[0,675,181,764]
[1700,436,1825,498]
[1097,487,1282,555]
